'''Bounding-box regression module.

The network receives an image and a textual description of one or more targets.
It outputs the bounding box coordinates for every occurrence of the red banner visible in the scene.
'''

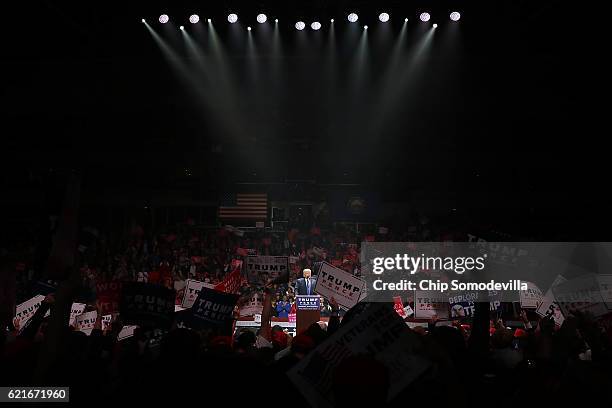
[215,260,243,294]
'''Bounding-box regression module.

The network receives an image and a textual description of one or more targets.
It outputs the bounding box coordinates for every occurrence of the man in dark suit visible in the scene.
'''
[295,268,317,296]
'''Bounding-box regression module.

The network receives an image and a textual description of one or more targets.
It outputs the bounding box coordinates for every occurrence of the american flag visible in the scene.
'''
[218,193,268,220]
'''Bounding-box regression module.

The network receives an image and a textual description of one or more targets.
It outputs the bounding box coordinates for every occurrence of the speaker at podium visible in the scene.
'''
[295,295,321,335]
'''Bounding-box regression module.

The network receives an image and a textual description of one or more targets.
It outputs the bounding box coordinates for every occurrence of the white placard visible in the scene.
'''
[288,303,431,408]
[69,303,86,326]
[519,281,543,309]
[181,279,215,308]
[314,262,366,310]
[414,291,449,319]
[14,295,46,327]
[74,311,98,335]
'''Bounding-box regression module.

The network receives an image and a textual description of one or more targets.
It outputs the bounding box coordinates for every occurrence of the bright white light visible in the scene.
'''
[433,23,438,28]
[247,26,252,31]
[257,14,267,24]
[141,18,145,23]
[159,14,169,24]
[275,19,278,23]
[311,21,321,30]
[331,18,334,23]
[404,18,408,22]
[379,13,389,22]
[450,12,461,22]
[180,26,184,30]
[348,13,358,23]
[189,14,199,24]
[420,12,431,22]
[295,21,305,30]
[228,14,238,23]
[364,25,368,29]
[207,18,211,23]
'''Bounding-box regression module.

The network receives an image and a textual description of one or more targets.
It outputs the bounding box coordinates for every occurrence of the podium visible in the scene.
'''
[295,295,321,335]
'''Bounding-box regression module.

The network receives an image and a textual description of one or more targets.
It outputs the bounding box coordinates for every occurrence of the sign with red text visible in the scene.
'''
[181,279,215,308]
[314,262,365,310]
[414,291,449,319]
[74,311,97,335]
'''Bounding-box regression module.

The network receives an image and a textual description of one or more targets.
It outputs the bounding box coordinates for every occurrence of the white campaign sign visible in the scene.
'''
[102,314,113,331]
[118,325,138,341]
[414,291,449,319]
[14,295,46,327]
[553,274,609,318]
[69,303,86,326]
[597,274,612,310]
[288,303,431,408]
[74,311,98,335]
[519,281,543,309]
[314,262,366,310]
[181,279,215,308]
[536,275,566,326]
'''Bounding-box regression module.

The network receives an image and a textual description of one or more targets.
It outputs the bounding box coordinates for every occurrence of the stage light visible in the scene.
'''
[275,19,278,23]
[207,18,211,23]
[420,12,431,22]
[159,14,169,24]
[295,21,305,30]
[348,13,358,23]
[257,14,267,24]
[228,14,238,23]
[404,18,408,22]
[141,18,145,23]
[450,12,461,22]
[189,14,199,24]
[180,26,184,30]
[331,18,334,23]
[247,26,252,31]
[433,23,438,28]
[311,21,321,30]
[379,13,390,22]
[364,25,368,29]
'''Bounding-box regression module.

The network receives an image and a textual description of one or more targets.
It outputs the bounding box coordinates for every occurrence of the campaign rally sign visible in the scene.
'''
[117,325,138,341]
[536,275,566,327]
[69,302,86,326]
[519,281,543,309]
[414,291,449,319]
[14,295,46,327]
[597,274,612,310]
[552,274,608,318]
[181,279,215,309]
[245,256,289,285]
[96,280,122,314]
[120,282,176,329]
[190,287,239,331]
[239,292,264,316]
[74,311,97,335]
[448,291,502,318]
[288,303,431,408]
[214,259,243,294]
[296,295,321,311]
[101,314,113,331]
[314,262,365,310]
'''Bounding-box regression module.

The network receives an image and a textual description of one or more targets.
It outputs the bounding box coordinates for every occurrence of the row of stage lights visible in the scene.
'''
[145,12,461,30]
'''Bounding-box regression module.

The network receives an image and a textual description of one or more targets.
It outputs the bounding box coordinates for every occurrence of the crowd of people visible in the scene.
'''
[2,219,612,406]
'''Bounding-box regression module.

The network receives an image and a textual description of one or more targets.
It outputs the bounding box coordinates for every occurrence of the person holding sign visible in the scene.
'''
[295,268,317,296]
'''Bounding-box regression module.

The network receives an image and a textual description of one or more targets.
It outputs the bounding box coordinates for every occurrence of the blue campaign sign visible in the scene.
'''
[296,295,320,311]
